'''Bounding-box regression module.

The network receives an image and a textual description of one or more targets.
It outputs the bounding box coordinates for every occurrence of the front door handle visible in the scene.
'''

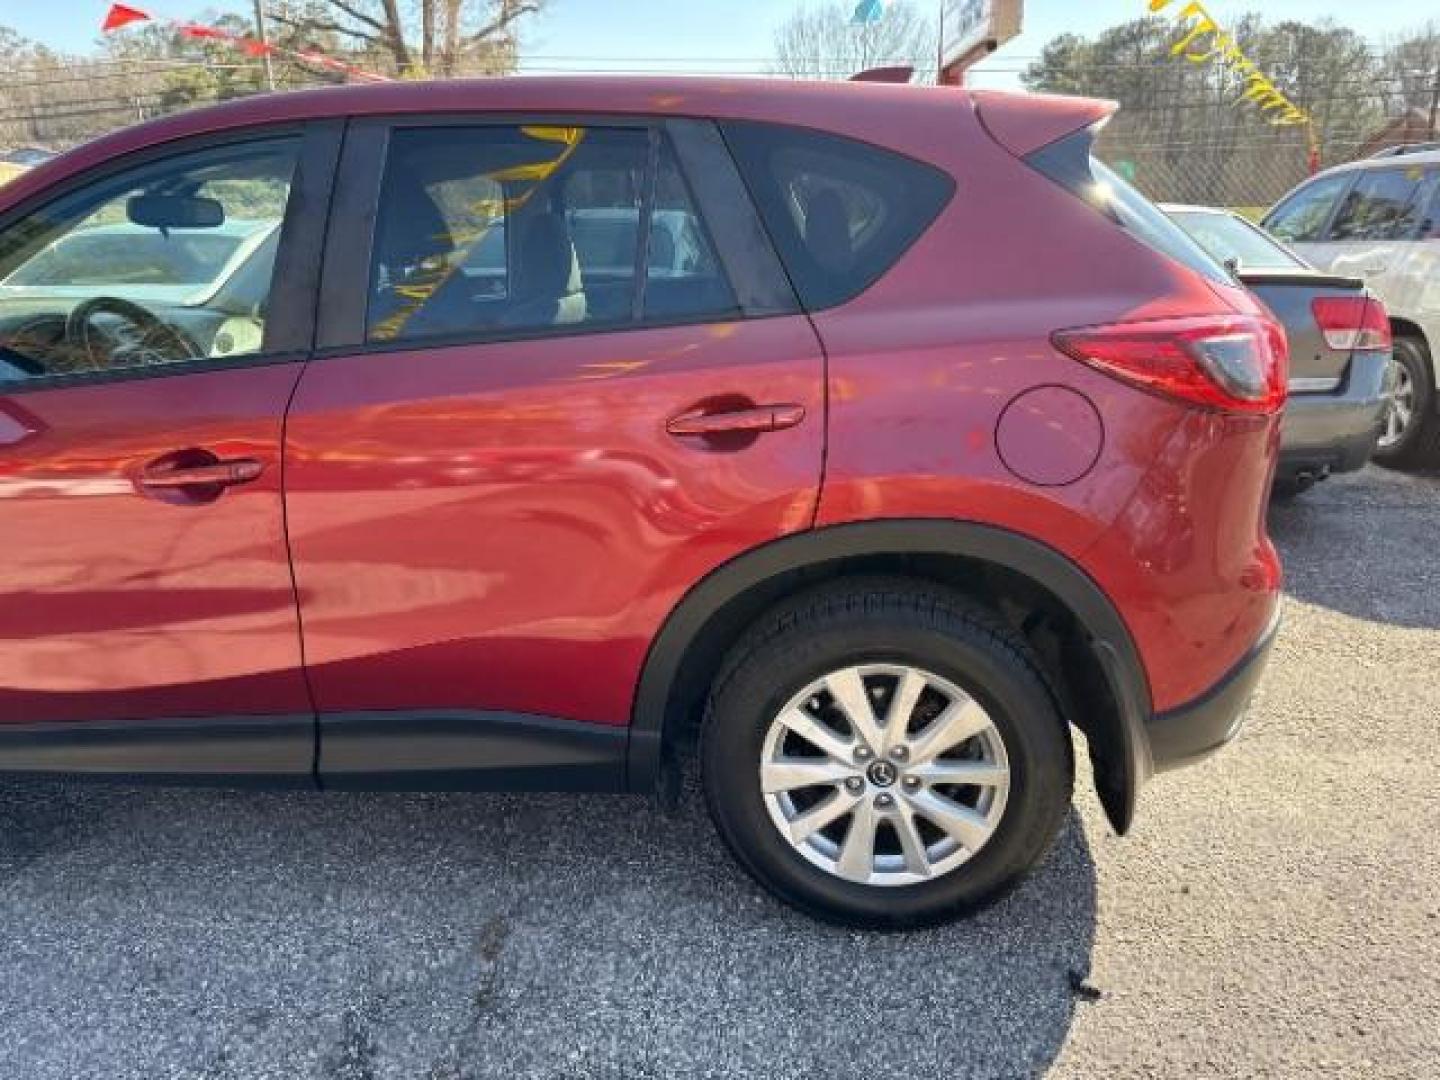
[136,450,264,504]
[666,403,806,437]
[140,459,264,489]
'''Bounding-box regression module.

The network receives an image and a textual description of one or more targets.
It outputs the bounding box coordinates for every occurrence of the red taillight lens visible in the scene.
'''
[1052,314,1288,415]
[1311,295,1392,352]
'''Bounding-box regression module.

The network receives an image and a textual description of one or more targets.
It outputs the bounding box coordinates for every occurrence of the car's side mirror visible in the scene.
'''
[126,194,225,229]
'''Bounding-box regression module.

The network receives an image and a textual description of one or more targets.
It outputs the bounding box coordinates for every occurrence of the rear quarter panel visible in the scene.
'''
[814,105,1282,712]
[1295,236,1440,363]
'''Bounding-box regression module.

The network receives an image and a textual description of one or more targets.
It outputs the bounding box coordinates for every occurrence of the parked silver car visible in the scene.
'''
[1262,146,1440,469]
[1165,204,1390,497]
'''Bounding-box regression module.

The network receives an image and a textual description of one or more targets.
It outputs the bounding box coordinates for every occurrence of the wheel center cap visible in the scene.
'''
[866,760,898,788]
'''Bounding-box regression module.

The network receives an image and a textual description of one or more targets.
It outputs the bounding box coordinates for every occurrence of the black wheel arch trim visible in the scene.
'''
[627,518,1156,832]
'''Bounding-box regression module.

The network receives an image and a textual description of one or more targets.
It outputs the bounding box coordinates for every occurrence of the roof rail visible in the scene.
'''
[1369,141,1440,159]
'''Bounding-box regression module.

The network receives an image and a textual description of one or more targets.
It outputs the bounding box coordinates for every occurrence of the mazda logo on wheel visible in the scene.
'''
[866,760,898,788]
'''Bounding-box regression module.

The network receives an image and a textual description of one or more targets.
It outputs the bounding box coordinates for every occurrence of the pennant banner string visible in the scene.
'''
[1147,0,1318,161]
[100,3,390,84]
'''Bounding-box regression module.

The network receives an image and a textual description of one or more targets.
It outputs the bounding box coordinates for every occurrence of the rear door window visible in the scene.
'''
[1327,168,1428,241]
[367,124,736,344]
[1264,174,1352,243]
[720,121,953,310]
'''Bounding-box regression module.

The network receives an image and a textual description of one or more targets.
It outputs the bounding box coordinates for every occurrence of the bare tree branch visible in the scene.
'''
[325,0,392,37]
[463,0,541,47]
[773,1,935,81]
[268,10,382,47]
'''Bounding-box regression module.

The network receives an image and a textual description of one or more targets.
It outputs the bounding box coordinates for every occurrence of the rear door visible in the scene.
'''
[0,124,338,776]
[286,117,824,787]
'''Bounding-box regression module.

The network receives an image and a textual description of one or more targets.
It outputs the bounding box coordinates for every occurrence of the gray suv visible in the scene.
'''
[1263,146,1440,469]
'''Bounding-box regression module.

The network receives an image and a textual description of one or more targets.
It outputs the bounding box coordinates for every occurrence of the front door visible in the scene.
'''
[1307,165,1440,299]
[285,118,825,787]
[0,126,336,778]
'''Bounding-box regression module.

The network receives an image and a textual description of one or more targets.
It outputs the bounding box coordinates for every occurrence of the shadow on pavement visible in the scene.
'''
[0,779,1097,1079]
[1267,466,1440,630]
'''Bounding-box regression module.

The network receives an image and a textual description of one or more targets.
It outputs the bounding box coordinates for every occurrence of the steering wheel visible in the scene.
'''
[64,296,202,371]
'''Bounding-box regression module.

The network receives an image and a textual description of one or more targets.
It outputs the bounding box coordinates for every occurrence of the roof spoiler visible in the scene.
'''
[971,89,1117,158]
[850,66,914,84]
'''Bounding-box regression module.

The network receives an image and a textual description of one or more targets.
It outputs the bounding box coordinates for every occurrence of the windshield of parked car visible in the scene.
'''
[1167,210,1308,271]
[4,229,249,288]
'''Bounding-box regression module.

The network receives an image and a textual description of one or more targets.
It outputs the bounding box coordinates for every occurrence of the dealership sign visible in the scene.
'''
[941,0,1023,76]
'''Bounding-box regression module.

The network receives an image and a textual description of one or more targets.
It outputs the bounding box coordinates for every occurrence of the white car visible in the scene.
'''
[1263,145,1440,469]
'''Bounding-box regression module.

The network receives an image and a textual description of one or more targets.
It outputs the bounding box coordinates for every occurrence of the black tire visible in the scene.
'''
[1270,476,1309,503]
[1373,335,1440,471]
[700,579,1073,929]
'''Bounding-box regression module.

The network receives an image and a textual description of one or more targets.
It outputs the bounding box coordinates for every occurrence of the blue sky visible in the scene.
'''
[3,0,1428,87]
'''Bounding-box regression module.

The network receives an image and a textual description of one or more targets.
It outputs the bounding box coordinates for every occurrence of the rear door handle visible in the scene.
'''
[666,404,805,437]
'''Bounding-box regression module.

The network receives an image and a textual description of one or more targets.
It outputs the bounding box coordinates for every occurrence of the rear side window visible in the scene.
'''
[721,121,954,310]
[1024,129,1230,286]
[1328,167,1429,241]
[1263,174,1351,243]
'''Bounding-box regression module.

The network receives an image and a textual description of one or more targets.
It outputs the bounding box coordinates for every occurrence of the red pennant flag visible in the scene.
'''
[178,23,227,40]
[101,3,151,32]
[103,5,391,84]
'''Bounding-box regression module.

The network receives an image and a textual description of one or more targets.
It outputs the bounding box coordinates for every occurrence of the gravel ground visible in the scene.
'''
[1,465,1437,1079]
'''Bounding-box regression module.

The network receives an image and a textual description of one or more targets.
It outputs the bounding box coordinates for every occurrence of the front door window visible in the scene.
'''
[0,137,300,383]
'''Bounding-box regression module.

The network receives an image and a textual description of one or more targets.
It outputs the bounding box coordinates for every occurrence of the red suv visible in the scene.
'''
[0,79,1283,927]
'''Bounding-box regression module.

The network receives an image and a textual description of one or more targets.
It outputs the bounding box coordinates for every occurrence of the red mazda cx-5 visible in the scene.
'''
[0,77,1283,927]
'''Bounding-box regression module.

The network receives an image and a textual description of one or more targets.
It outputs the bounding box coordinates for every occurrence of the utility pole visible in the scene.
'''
[1429,63,1439,139]
[252,0,277,92]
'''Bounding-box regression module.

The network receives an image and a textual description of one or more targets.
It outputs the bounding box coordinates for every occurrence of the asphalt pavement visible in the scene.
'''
[1,465,1437,1079]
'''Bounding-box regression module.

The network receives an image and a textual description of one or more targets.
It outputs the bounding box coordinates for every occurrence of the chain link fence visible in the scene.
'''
[0,58,1415,220]
[1090,106,1383,215]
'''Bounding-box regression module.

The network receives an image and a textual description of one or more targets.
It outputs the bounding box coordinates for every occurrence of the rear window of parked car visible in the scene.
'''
[720,122,953,310]
[1022,128,1232,287]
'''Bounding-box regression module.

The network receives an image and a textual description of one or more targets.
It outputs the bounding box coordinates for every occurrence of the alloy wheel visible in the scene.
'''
[759,664,1010,887]
[1379,358,1415,450]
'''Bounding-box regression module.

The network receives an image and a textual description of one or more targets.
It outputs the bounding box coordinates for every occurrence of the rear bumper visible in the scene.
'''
[1277,350,1388,480]
[1144,606,1281,772]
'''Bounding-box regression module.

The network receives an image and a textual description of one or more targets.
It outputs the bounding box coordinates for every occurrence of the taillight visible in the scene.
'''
[1311,295,1391,352]
[1052,314,1288,415]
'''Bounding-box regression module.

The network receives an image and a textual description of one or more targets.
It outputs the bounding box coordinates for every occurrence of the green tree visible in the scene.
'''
[1021,14,1384,206]
[1380,23,1440,130]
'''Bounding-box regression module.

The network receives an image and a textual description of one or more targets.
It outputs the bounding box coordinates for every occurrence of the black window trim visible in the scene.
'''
[0,120,342,397]
[313,112,785,359]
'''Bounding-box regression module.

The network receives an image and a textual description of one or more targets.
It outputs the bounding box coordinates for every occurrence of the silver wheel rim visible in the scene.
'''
[1380,358,1415,449]
[759,663,1011,887]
